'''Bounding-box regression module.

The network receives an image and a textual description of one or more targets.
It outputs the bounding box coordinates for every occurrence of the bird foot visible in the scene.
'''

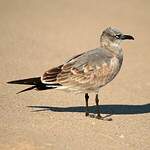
[96,115,112,121]
[86,113,112,121]
[96,114,112,121]
[85,112,89,116]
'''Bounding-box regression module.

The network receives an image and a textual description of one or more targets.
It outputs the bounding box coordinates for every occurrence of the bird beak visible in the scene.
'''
[120,34,134,40]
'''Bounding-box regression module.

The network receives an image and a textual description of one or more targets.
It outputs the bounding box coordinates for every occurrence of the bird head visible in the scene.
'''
[100,27,134,49]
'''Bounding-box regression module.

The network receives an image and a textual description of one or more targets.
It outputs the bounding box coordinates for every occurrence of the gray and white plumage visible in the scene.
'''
[41,27,133,93]
[7,27,134,119]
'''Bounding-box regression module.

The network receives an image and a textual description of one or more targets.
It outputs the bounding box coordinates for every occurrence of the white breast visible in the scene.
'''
[109,56,121,80]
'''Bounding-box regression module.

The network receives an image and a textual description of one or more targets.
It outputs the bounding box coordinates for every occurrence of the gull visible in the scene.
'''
[7,27,134,120]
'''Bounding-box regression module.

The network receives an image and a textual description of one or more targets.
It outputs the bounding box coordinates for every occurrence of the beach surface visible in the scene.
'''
[0,0,150,149]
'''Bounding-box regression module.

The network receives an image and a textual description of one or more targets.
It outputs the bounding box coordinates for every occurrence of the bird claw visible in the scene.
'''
[96,115,112,121]
[86,113,112,121]
[85,112,89,116]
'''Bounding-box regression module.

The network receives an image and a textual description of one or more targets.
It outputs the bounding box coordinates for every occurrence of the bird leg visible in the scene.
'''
[95,93,112,121]
[95,93,102,119]
[85,93,89,116]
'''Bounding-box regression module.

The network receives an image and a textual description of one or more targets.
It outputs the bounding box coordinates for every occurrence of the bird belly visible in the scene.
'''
[57,57,122,93]
[96,56,122,88]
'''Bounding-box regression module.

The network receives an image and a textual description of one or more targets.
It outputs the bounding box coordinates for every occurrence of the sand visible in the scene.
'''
[0,0,150,149]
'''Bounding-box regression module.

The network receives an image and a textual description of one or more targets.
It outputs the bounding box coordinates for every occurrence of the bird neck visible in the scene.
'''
[100,40,123,56]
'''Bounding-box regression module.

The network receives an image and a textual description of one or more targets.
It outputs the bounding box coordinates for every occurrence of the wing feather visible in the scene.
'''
[41,48,115,92]
[41,65,63,83]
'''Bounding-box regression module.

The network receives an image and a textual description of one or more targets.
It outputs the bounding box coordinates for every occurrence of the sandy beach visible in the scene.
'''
[0,0,150,149]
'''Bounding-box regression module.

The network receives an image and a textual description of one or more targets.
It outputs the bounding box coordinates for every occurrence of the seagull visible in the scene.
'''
[7,27,134,120]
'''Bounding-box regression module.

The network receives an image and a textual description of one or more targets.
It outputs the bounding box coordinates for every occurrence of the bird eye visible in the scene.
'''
[115,34,121,39]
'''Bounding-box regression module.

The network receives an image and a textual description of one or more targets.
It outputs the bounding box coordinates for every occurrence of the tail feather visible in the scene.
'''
[7,77,62,94]
[7,77,41,85]
[16,86,37,94]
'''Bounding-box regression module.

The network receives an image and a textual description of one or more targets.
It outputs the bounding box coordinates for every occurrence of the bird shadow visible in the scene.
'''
[27,103,150,115]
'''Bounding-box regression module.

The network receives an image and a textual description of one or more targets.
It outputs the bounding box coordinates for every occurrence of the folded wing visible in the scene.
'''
[41,49,113,92]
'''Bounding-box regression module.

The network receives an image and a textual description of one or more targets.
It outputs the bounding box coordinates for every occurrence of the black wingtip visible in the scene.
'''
[7,79,25,84]
[7,79,27,85]
[16,85,37,94]
[7,81,15,84]
[7,77,41,85]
